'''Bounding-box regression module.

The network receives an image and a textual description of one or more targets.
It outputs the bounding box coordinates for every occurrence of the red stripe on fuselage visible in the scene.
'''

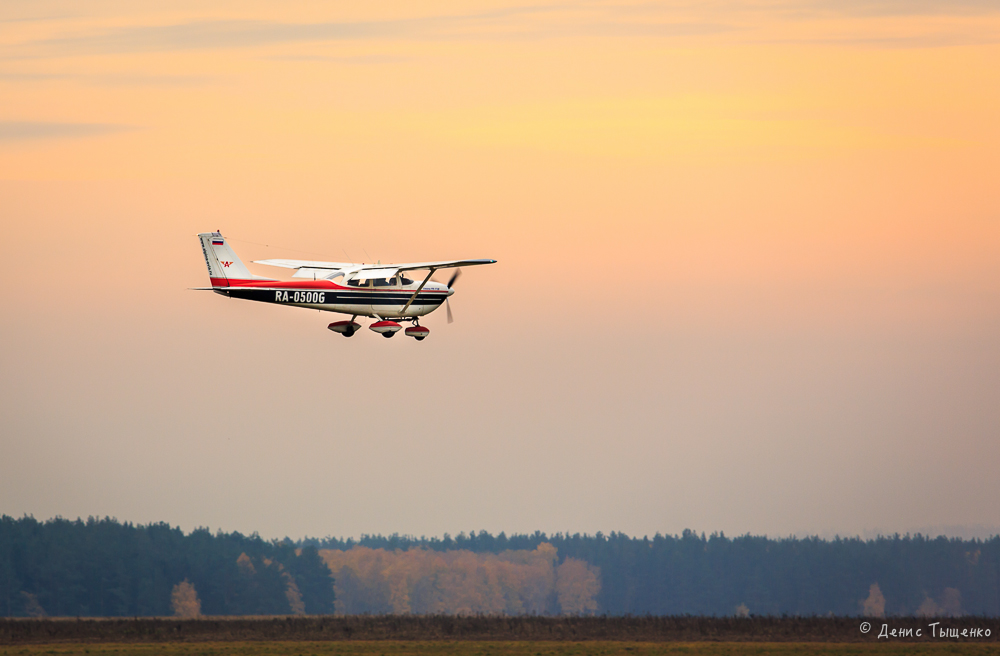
[212,278,340,289]
[210,278,447,293]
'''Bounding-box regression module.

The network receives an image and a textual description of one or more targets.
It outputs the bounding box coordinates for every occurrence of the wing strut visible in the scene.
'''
[400,268,436,315]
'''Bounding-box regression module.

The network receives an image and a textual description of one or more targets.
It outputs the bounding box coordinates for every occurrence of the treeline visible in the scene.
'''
[309,530,1000,616]
[4,516,999,617]
[0,516,334,617]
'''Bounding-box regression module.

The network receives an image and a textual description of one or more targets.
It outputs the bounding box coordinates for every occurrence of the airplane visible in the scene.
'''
[196,232,496,340]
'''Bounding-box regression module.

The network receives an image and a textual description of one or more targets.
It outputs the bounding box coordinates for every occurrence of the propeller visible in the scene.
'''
[446,269,462,324]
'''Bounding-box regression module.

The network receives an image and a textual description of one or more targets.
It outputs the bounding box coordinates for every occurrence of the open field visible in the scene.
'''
[2,618,998,646]
[2,642,1000,656]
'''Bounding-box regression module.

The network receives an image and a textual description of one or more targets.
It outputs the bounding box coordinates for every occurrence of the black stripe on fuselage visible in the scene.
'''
[220,287,446,307]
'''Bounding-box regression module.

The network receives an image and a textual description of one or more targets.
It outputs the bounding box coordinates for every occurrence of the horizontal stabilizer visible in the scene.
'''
[292,268,345,280]
[255,258,352,270]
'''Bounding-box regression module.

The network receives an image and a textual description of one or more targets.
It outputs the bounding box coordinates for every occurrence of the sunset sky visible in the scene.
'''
[2,0,999,541]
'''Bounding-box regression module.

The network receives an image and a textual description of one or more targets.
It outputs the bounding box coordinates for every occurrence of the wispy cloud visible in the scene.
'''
[809,0,1000,17]
[266,54,415,65]
[0,121,134,141]
[87,73,219,87]
[34,20,406,55]
[0,71,217,86]
[2,1,996,61]
[0,72,70,81]
[759,31,1000,48]
[10,6,734,57]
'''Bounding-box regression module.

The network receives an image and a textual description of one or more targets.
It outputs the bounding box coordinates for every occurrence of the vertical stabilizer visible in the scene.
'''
[197,232,257,287]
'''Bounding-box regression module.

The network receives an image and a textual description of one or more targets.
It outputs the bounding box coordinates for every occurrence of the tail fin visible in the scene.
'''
[197,232,267,287]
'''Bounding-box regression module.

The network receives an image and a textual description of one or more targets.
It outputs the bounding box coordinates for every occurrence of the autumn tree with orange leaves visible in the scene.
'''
[170,579,201,618]
[319,543,600,615]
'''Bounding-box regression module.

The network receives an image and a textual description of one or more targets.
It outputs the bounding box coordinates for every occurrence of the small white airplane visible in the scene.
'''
[196,232,496,340]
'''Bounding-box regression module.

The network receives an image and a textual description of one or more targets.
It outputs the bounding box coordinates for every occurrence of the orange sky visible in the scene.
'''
[2,1,999,540]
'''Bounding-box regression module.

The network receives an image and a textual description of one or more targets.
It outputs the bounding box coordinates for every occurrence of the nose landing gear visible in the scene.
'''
[405,325,430,341]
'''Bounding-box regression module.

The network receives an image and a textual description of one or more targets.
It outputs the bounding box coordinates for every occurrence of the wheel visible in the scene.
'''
[382,331,394,338]
[415,336,425,341]
[343,329,355,337]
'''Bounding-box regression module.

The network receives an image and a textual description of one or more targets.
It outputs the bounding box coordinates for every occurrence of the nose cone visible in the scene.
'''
[447,287,455,297]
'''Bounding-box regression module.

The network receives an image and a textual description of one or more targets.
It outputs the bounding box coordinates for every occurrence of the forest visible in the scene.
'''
[0,516,335,618]
[312,530,1000,616]
[2,515,998,617]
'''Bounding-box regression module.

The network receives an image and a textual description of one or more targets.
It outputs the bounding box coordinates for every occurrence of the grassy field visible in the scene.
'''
[2,642,998,656]
[4,618,998,653]
[11,616,996,644]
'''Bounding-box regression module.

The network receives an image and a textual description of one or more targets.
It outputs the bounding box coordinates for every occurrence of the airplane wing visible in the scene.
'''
[255,258,497,276]
[393,259,497,272]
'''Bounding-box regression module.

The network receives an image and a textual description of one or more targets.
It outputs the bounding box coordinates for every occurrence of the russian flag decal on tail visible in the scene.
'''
[212,239,224,245]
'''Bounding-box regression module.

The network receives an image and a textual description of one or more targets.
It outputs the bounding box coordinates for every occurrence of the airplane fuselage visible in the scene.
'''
[212,278,451,319]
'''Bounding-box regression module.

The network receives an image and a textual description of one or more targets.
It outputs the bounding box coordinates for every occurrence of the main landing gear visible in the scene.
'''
[328,319,361,337]
[369,320,402,338]
[327,318,430,341]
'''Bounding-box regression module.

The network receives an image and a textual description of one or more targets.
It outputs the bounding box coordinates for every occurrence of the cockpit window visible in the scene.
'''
[349,276,411,287]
